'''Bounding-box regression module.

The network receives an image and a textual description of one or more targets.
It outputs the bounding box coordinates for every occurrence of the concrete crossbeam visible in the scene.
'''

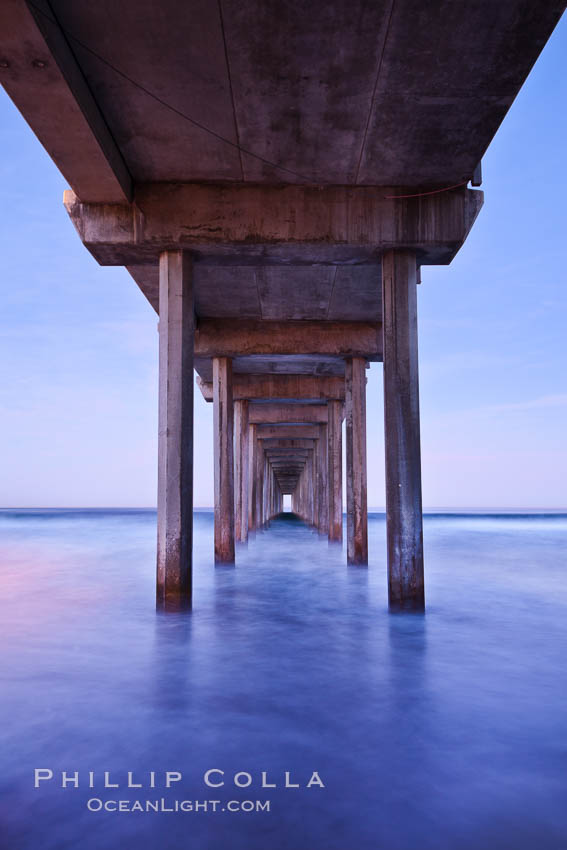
[248,404,328,425]
[194,320,382,360]
[63,184,483,266]
[259,439,316,449]
[264,448,311,455]
[256,425,322,440]
[197,373,346,402]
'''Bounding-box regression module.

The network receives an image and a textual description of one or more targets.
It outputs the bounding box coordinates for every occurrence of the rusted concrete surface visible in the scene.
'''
[127,263,384,319]
[2,1,562,196]
[156,251,193,608]
[382,251,424,609]
[248,403,328,425]
[234,400,249,543]
[63,185,483,267]
[318,425,329,535]
[257,425,321,440]
[193,320,382,358]
[248,423,257,532]
[213,356,235,563]
[197,374,345,403]
[346,357,368,565]
[327,400,343,543]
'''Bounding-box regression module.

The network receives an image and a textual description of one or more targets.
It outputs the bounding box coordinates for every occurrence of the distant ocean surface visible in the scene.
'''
[1,509,567,850]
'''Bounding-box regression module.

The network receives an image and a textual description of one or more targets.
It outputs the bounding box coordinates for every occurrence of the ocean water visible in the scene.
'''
[1,509,567,850]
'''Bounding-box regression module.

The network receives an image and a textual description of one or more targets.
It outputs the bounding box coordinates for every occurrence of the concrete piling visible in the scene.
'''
[234,400,249,543]
[382,251,425,609]
[213,356,235,563]
[156,250,194,608]
[346,357,368,565]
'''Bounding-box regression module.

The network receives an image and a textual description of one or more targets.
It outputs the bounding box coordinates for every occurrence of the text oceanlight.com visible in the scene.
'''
[86,798,271,813]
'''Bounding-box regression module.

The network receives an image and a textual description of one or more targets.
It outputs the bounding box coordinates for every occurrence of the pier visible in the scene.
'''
[1,0,563,610]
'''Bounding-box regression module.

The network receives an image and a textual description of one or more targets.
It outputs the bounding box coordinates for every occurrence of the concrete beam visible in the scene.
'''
[0,0,131,203]
[266,453,309,466]
[265,451,311,459]
[259,438,316,450]
[197,373,346,402]
[156,251,193,608]
[63,184,483,266]
[249,404,328,425]
[256,425,322,440]
[194,320,382,360]
[269,459,308,465]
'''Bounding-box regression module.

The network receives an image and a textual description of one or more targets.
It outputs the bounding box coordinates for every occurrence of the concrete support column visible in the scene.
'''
[318,425,329,534]
[304,462,308,522]
[308,451,315,527]
[255,438,263,529]
[263,456,269,524]
[312,443,319,528]
[273,472,278,518]
[156,250,194,608]
[270,468,277,519]
[234,400,249,543]
[248,424,257,532]
[327,400,343,542]
[382,250,424,609]
[346,357,368,564]
[213,356,235,563]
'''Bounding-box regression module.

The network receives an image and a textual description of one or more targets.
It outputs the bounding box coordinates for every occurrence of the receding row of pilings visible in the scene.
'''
[212,364,359,558]
[156,249,425,612]
[214,373,371,565]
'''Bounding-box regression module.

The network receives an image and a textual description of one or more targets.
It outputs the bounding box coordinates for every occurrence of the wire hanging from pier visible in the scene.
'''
[28,1,474,195]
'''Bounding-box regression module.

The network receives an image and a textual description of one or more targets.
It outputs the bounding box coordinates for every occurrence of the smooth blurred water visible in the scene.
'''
[1,509,567,850]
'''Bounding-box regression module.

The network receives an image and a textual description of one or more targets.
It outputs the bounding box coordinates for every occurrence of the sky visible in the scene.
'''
[0,17,566,509]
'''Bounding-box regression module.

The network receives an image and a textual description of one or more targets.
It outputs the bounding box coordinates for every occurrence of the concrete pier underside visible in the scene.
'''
[2,0,564,608]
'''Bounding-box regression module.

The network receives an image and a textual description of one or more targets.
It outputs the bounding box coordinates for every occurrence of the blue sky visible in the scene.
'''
[1,16,565,508]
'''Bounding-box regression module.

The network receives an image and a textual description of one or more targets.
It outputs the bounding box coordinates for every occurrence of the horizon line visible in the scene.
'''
[1,506,567,513]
